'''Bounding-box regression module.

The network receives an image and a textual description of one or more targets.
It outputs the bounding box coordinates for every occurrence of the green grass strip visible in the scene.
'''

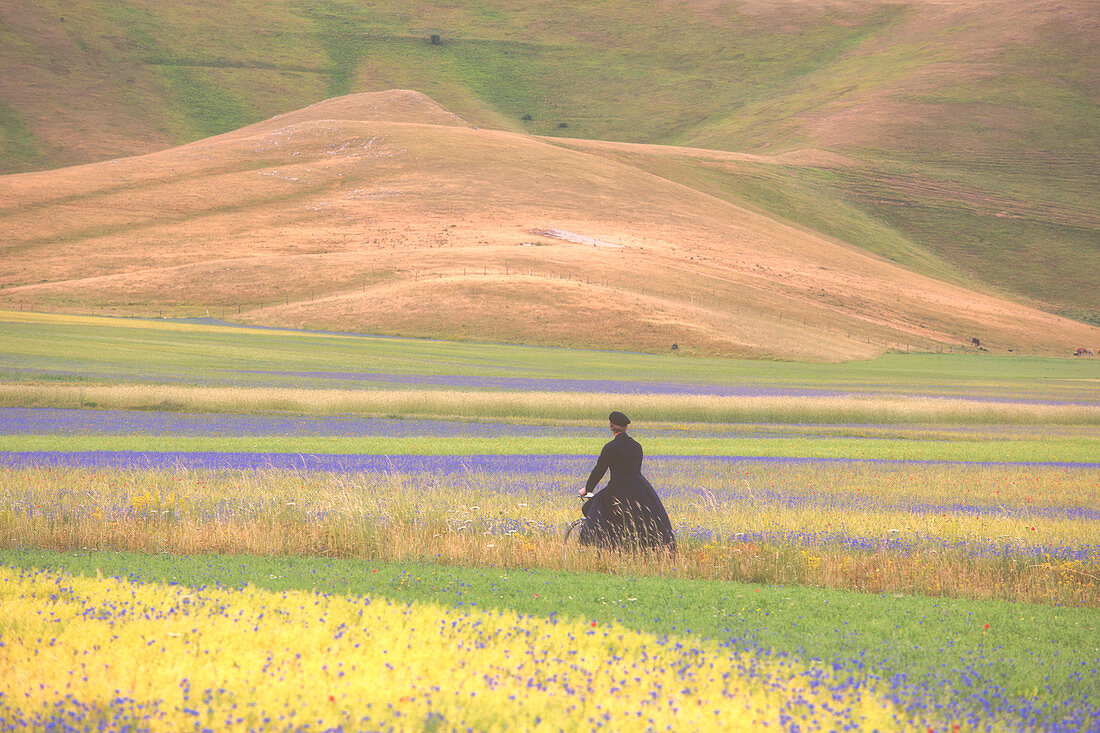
[3,434,1098,463]
[3,311,1099,390]
[2,549,1097,707]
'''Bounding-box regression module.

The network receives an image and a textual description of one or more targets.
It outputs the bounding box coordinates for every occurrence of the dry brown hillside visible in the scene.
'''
[0,91,1096,360]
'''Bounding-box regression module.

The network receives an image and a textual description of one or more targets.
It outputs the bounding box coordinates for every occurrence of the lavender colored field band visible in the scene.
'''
[2,451,1097,472]
[3,408,1024,441]
[0,407,596,438]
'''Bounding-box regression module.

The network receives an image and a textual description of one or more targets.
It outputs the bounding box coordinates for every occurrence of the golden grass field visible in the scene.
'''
[5,464,1098,607]
[1,90,1097,359]
[3,382,1098,426]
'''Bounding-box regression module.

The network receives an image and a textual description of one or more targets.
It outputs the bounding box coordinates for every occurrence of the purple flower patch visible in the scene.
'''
[3,450,1097,474]
[0,407,595,438]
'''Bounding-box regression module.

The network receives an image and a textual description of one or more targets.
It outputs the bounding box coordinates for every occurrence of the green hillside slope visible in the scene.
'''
[1,0,1097,320]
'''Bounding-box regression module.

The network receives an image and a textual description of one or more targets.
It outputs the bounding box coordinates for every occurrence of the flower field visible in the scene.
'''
[2,318,1099,730]
[0,565,907,732]
[2,447,1097,606]
[3,431,1098,728]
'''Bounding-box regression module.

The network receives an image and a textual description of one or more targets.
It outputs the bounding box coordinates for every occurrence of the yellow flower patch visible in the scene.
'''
[0,566,900,731]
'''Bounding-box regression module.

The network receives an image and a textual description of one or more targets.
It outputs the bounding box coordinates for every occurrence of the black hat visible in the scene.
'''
[608,411,631,427]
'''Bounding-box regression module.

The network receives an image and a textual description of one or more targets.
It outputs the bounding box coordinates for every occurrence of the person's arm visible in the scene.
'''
[580,443,612,495]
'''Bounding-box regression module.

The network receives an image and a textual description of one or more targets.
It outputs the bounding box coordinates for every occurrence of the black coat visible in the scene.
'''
[580,432,675,551]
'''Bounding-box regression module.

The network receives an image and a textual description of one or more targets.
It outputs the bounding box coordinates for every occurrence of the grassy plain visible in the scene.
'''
[3,460,1097,606]
[0,564,917,731]
[2,311,1098,396]
[3,444,1098,727]
[3,550,1097,717]
[3,434,1099,464]
[1,318,1098,728]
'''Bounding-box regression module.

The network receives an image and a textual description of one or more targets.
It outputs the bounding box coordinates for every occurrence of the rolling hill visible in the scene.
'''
[1,90,1096,360]
[1,0,1097,323]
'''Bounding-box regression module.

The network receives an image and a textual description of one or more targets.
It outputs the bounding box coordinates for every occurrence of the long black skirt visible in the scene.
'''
[579,475,675,552]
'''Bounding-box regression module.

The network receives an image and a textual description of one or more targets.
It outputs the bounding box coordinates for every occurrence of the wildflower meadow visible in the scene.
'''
[1,314,1098,731]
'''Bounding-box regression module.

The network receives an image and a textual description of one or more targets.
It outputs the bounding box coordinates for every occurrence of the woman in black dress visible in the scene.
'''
[577,411,676,552]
